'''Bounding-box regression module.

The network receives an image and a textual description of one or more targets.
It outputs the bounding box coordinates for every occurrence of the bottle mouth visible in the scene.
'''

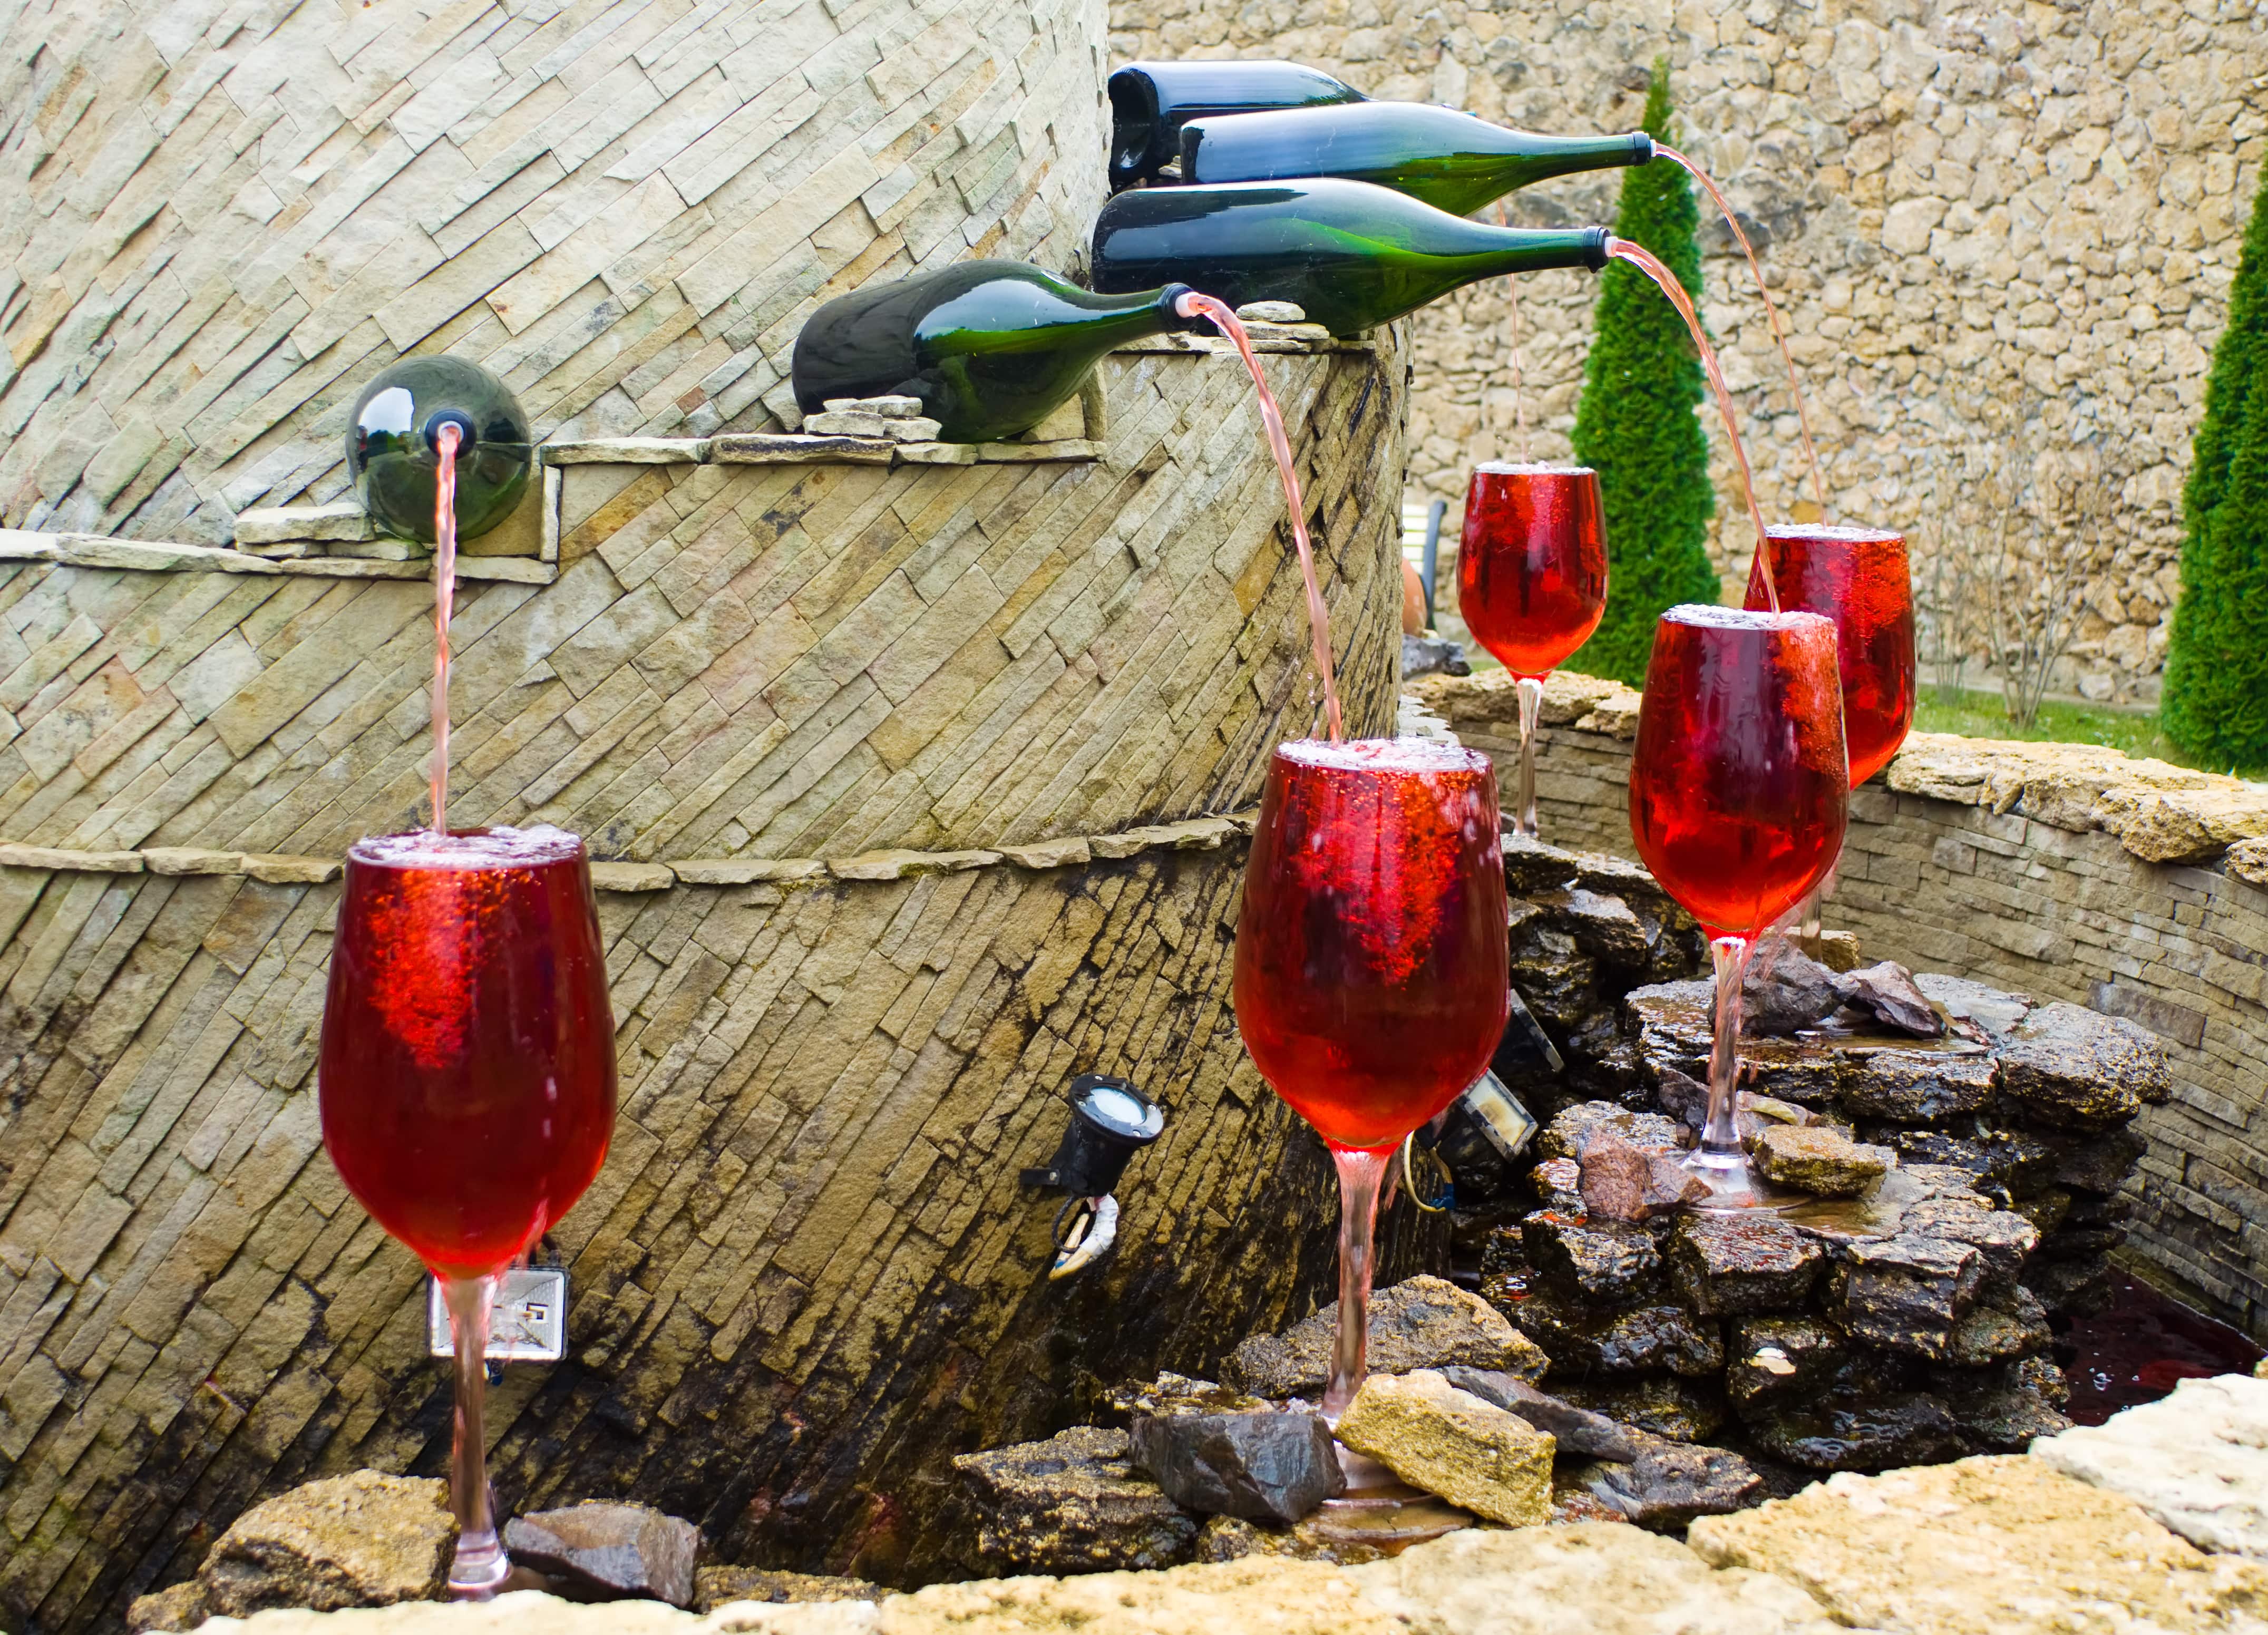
[1158,283,1206,330]
[423,408,478,456]
[1581,227,1611,270]
[1629,132,1657,166]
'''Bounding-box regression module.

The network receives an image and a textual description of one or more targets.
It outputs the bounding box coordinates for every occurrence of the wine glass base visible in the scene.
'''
[1308,1442,1471,1552]
[447,1540,511,1600]
[1682,1148,1768,1211]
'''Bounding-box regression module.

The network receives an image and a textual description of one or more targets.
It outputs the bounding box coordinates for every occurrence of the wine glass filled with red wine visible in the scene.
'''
[319,826,616,1595]
[1234,738,1510,1419]
[1744,524,1916,933]
[1628,608,1847,1206]
[1456,463,1609,838]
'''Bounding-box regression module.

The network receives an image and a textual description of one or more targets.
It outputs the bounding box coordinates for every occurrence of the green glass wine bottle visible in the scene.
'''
[347,356,532,544]
[1089,177,1610,337]
[1180,103,1652,219]
[791,260,1200,444]
[1109,60,1365,191]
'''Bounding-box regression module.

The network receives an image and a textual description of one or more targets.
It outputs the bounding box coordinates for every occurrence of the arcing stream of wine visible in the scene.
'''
[1174,290,1346,741]
[1653,144,1828,517]
[1604,238,1779,614]
[431,422,462,834]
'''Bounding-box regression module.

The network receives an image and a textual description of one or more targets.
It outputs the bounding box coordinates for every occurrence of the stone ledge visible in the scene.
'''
[0,529,558,585]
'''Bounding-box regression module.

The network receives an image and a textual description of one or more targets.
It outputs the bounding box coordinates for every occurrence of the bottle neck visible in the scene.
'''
[1484,130,1654,181]
[1452,224,1614,281]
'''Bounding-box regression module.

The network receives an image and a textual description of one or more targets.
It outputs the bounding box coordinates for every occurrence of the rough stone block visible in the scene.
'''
[1335,1369,1554,1527]
[198,1472,453,1617]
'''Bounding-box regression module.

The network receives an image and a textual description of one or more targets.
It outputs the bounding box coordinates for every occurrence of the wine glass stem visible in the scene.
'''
[1512,675,1544,839]
[1322,1146,1389,1424]
[442,1274,510,1597]
[1703,935,1754,1161]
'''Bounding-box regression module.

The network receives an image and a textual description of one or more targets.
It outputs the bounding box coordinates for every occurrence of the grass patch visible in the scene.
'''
[1911,687,2225,772]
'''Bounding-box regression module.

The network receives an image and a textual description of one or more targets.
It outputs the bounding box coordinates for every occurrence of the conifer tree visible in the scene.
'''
[1568,60,1720,687]
[2161,174,2268,770]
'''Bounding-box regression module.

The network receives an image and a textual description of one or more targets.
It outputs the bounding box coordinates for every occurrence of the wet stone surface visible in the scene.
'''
[1225,1274,1547,1397]
[1128,1407,1342,1522]
[1575,1435,1766,1532]
[503,1503,702,1607]
[1522,1211,1662,1302]
[1996,1001,2172,1131]
[1510,1291,1726,1378]
[1828,1235,1986,1359]
[952,1427,1199,1574]
[1749,1126,1895,1196]
[1669,1215,1826,1316]
[1440,1368,1639,1461]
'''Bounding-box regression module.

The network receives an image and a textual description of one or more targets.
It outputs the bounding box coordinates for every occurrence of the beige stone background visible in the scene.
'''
[1109,0,2268,706]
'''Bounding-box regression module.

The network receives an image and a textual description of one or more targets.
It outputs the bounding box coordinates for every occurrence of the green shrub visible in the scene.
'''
[2161,173,2268,771]
[1568,59,1721,687]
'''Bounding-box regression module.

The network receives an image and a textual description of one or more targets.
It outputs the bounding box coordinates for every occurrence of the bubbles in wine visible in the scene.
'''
[349,824,586,870]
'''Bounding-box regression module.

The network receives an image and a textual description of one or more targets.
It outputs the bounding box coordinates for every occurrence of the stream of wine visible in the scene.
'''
[431,422,461,834]
[1175,290,1346,742]
[1654,143,1828,517]
[1604,238,1779,614]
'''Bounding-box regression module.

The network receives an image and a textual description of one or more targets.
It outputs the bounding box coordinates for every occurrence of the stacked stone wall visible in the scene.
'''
[1417,668,2268,1343]
[1108,0,2268,704]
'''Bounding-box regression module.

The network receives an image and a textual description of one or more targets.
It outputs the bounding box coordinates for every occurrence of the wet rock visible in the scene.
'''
[1827,1234,1984,1359]
[690,1568,881,1611]
[1625,981,1714,1082]
[1555,1375,1727,1443]
[1795,929,1864,972]
[2010,1186,2074,1238]
[1732,948,1846,1035]
[1870,1126,2058,1202]
[1655,1071,1825,1143]
[1839,1048,1996,1122]
[1508,927,1599,1033]
[1578,1435,1766,1531]
[1997,1000,2170,1131]
[1903,1195,2040,1293]
[1529,1156,1585,1211]
[502,1502,701,1607]
[1914,973,2032,1039]
[1579,1130,1711,1222]
[1336,1369,1554,1526]
[1110,1371,1271,1418]
[1836,961,1944,1035]
[1943,1373,2072,1452]
[198,1471,454,1618]
[2046,1127,2148,1194]
[2022,1255,2118,1317]
[1500,834,1584,896]
[1539,1101,1683,1161]
[1739,1390,1965,1472]
[2031,1374,2268,1556]
[1726,1317,1846,1405]
[1192,1514,1388,1566]
[1227,1274,1548,1397]
[1521,1210,1661,1301]
[1532,887,1653,969]
[1129,1408,1342,1522]
[1507,1290,1725,1377]
[1749,1125,1894,1196]
[952,1426,1199,1574]
[1668,1214,1825,1315]
[126,1582,208,1632]
[1943,1287,2053,1367]
[1439,1368,1639,1460]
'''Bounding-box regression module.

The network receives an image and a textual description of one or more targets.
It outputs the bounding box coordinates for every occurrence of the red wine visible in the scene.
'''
[1628,608,1848,940]
[1745,525,1915,789]
[1457,463,1608,677]
[319,826,616,1280]
[1233,739,1510,1153]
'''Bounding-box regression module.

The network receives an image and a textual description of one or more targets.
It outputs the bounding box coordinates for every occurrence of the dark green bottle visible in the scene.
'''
[1181,103,1652,219]
[347,356,533,544]
[791,260,1200,443]
[1089,178,1610,337]
[1109,60,1365,191]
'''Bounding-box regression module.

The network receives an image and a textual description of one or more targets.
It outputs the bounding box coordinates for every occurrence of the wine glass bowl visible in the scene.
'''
[1456,463,1608,837]
[1235,738,1509,1419]
[1628,607,1847,1205]
[1744,524,1915,790]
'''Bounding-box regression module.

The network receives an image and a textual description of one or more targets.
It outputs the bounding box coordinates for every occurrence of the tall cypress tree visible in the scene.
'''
[2161,175,2268,771]
[1568,60,1720,687]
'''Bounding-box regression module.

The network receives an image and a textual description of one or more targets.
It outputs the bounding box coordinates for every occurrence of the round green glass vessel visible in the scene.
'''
[346,357,533,544]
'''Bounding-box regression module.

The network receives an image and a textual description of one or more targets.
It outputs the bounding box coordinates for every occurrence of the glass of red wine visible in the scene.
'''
[1628,608,1847,1206]
[1234,738,1510,1422]
[1456,464,1609,837]
[319,826,616,1595]
[1744,524,1916,935]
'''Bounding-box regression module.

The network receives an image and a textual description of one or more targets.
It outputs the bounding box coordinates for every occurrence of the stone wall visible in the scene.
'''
[1416,668,2268,1343]
[0,0,1108,547]
[1108,0,2268,704]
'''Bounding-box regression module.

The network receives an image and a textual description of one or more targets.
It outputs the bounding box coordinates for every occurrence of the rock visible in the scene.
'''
[1689,1454,2268,1633]
[1521,1210,1662,1301]
[951,1426,1199,1574]
[2022,1255,2118,1317]
[1739,1391,1966,1472]
[1656,1072,1825,1142]
[1749,1125,1895,1196]
[1402,632,1471,677]
[1996,1000,2170,1131]
[198,1471,454,1618]
[1109,1371,1271,1417]
[1509,924,1599,1033]
[1192,1514,1389,1566]
[822,394,925,417]
[1226,1274,1547,1396]
[1234,301,1308,323]
[1731,948,1846,1035]
[500,1502,701,1607]
[1827,1235,1984,1358]
[2045,1126,2149,1193]
[126,1581,208,1632]
[801,408,890,436]
[2032,1374,2268,1557]
[1578,1435,1766,1531]
[1532,886,1653,969]
[1439,1368,1639,1460]
[1129,1408,1342,1521]
[1554,1376,1727,1443]
[1943,1287,2053,1366]
[1726,1317,1846,1405]
[1873,1127,2058,1204]
[1506,1291,1725,1377]
[1903,1196,2041,1293]
[1914,972,2033,1039]
[1579,1130,1712,1221]
[1668,1214,1825,1315]
[1795,929,1864,972]
[691,1568,880,1610]
[1529,1156,1585,1210]
[1539,1102,1685,1161]
[1335,1370,1555,1527]
[1942,1372,2072,1451]
[1838,1048,1996,1122]
[2011,1186,2075,1237]
[1836,961,1944,1035]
